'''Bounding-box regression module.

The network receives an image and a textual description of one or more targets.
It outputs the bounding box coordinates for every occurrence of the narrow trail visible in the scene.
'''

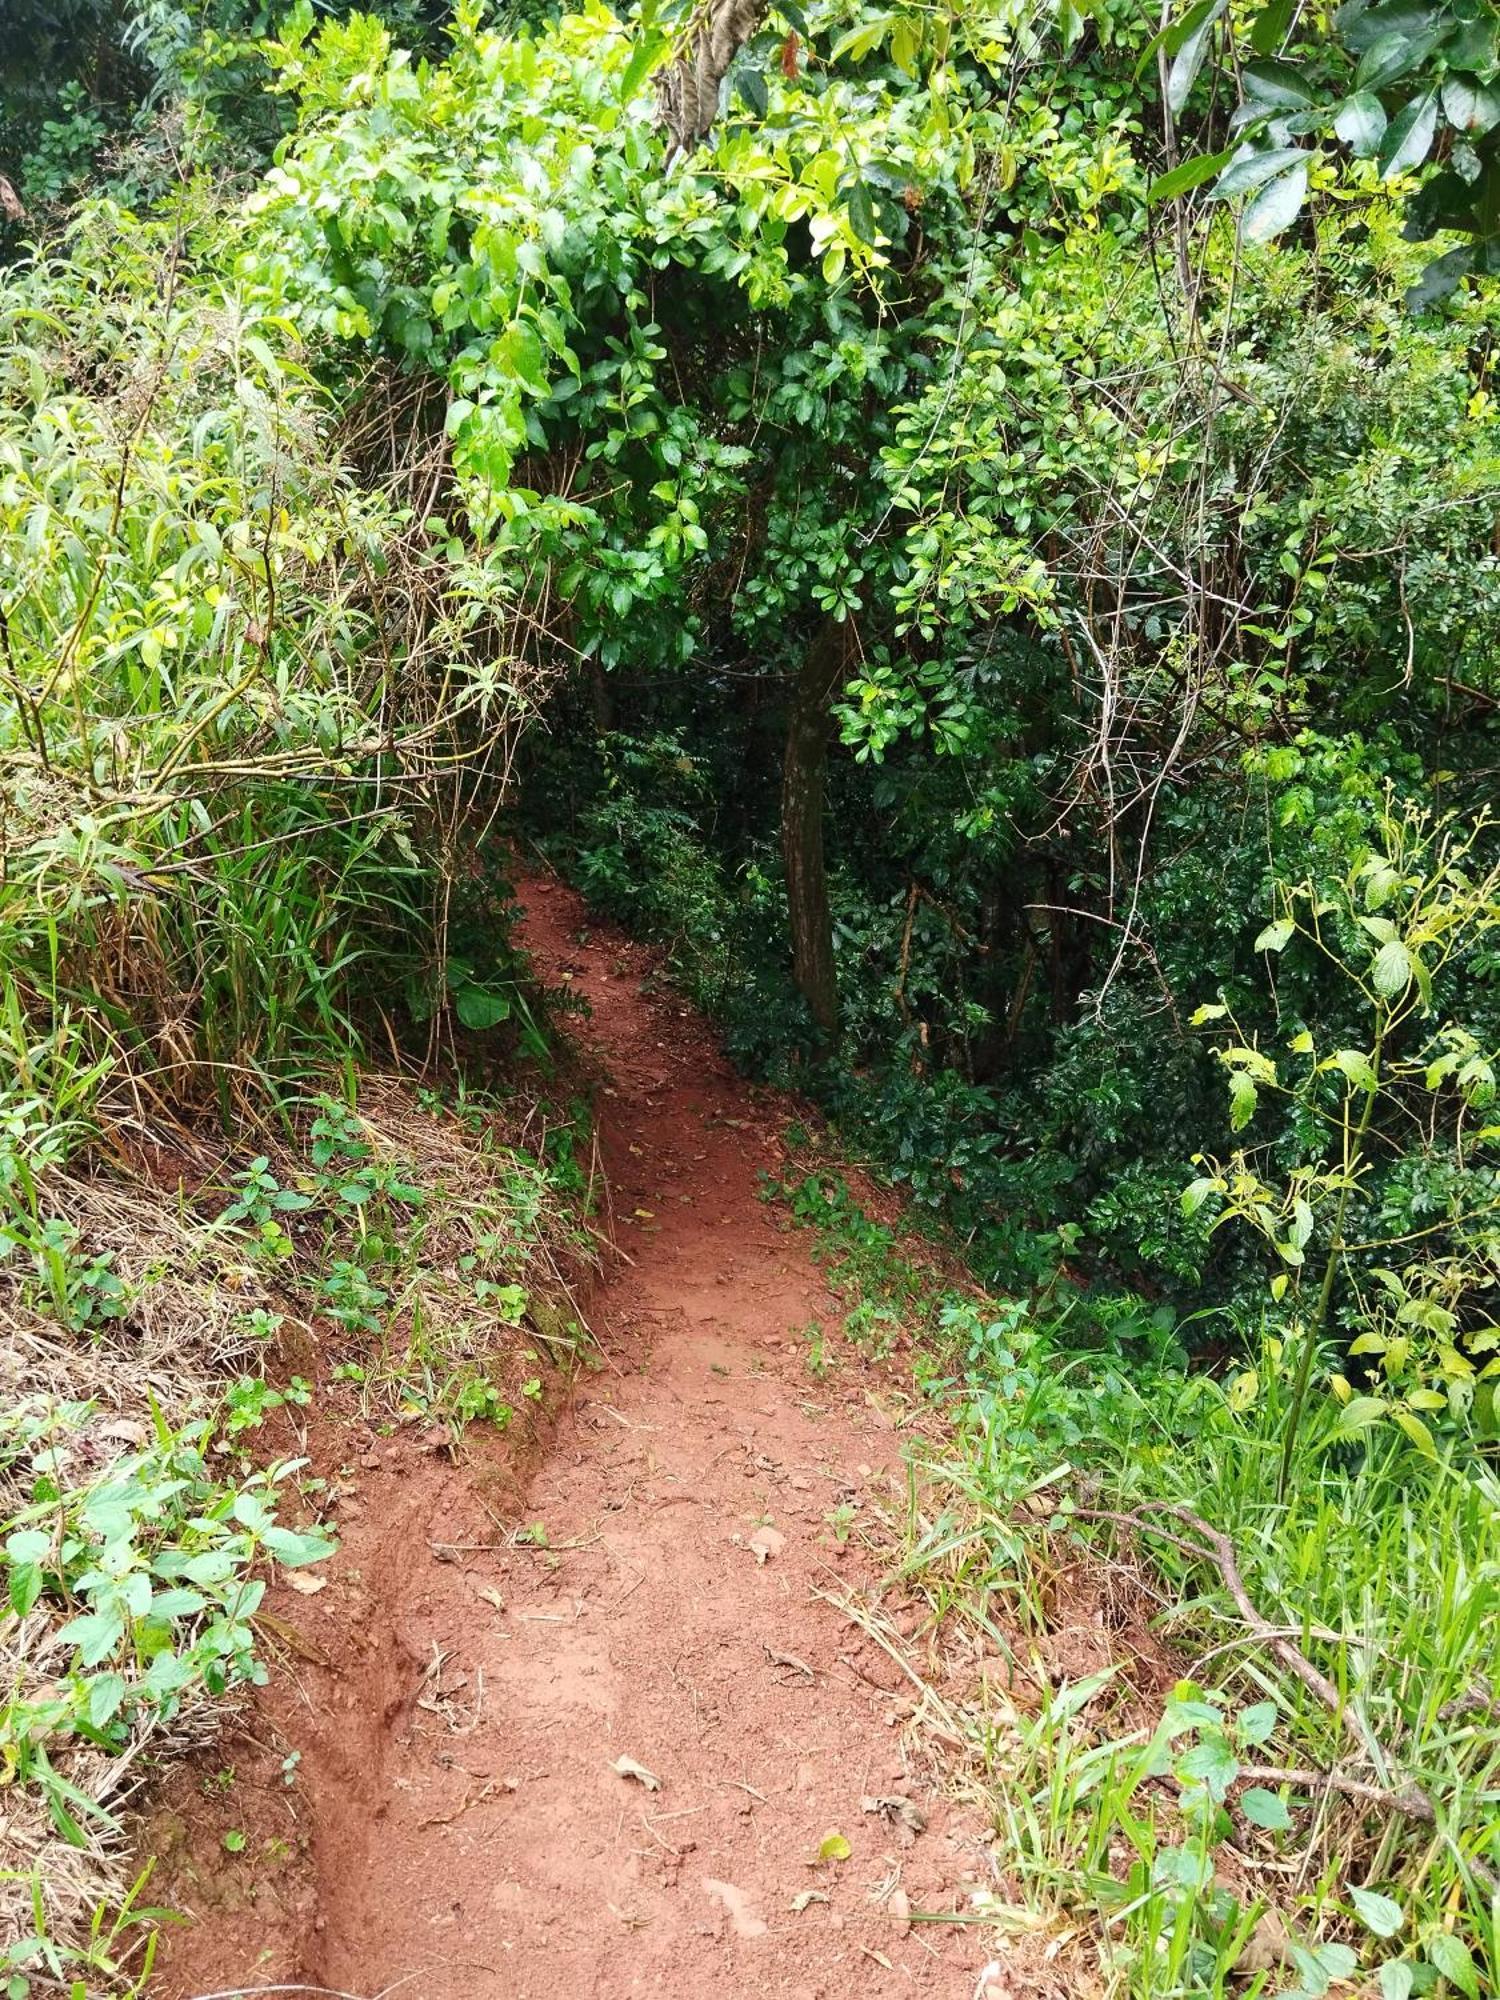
[158,872,993,2000]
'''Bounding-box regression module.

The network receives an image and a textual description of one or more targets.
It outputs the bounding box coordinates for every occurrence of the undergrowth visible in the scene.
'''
[0,1067,594,1994]
[776,1162,1500,2000]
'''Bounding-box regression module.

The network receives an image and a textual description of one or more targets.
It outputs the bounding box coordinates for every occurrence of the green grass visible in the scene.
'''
[778,1167,1500,2000]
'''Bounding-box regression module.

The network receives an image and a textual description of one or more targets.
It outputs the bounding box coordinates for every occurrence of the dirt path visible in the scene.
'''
[157,872,992,1999]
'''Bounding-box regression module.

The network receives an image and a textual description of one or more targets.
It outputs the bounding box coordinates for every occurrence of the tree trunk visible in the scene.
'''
[781,619,850,1039]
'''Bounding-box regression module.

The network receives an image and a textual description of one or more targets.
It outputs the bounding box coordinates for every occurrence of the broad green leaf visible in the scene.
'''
[9,1563,43,1617]
[1255,916,1295,951]
[1242,160,1309,241]
[455,984,512,1029]
[846,180,878,245]
[1443,74,1500,133]
[737,64,769,120]
[1349,1887,1404,1939]
[1335,1395,1386,1433]
[1340,3,1444,55]
[1356,29,1442,93]
[1229,1070,1259,1130]
[829,16,893,62]
[1378,1964,1415,2000]
[1237,1700,1278,1745]
[1372,938,1413,997]
[1334,90,1389,156]
[1181,1175,1221,1216]
[1407,244,1472,310]
[1380,90,1439,179]
[1428,1934,1479,1999]
[1134,0,1224,83]
[1167,3,1225,113]
[1326,1048,1378,1092]
[1213,145,1304,200]
[1391,1407,1437,1455]
[1249,0,1296,54]
[1177,1733,1239,1801]
[5,1529,50,1565]
[1149,148,1234,201]
[1243,59,1314,107]
[262,1524,336,1566]
[1241,1786,1292,1829]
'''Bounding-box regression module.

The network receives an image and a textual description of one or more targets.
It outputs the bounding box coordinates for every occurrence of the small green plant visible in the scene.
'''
[1186,798,1500,1483]
[1,1402,333,1848]
[217,1159,312,1262]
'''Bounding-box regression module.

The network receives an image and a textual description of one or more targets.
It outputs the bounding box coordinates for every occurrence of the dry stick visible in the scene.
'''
[1076,1501,1500,1893]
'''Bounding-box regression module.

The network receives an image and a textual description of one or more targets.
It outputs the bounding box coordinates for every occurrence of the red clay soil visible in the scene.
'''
[152,871,1006,2000]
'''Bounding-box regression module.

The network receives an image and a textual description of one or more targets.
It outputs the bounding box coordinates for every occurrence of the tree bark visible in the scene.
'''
[781,619,851,1039]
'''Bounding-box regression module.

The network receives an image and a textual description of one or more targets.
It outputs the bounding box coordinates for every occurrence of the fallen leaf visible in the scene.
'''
[887,1885,911,1936]
[815,1830,851,1863]
[284,1572,326,1596]
[792,1888,829,1913]
[632,1207,655,1219]
[476,1586,506,1611]
[610,1754,661,1791]
[748,1525,785,1564]
[861,1793,926,1838]
[703,1877,768,1938]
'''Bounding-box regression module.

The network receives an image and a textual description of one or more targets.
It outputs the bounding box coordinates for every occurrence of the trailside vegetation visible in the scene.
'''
[2,0,1499,1993]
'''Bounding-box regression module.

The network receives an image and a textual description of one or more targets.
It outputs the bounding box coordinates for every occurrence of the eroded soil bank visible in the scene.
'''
[154,871,1006,2000]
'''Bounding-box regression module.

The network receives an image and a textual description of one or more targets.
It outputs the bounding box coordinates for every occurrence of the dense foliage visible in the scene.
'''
[3,0,1500,1993]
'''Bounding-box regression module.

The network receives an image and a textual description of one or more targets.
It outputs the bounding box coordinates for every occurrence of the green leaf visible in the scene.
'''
[1380,89,1439,178]
[1391,1407,1437,1456]
[1357,29,1442,93]
[1341,3,1443,55]
[9,1563,43,1616]
[1243,160,1308,241]
[1349,1887,1404,1939]
[1428,1934,1479,1999]
[233,1491,272,1533]
[1167,2,1226,113]
[1229,1070,1259,1130]
[1149,148,1234,201]
[6,1529,50,1566]
[1243,59,1314,107]
[455,984,512,1030]
[1136,0,1223,80]
[1237,1700,1279,1745]
[1255,916,1295,952]
[817,1830,852,1861]
[1336,1395,1387,1433]
[1408,243,1473,310]
[846,180,877,245]
[1334,90,1389,156]
[262,1525,336,1567]
[1249,0,1296,55]
[1177,1733,1239,1801]
[1327,1048,1379,1092]
[1181,1175,1221,1217]
[1372,938,1413,997]
[1241,1786,1292,1830]
[87,1673,128,1729]
[1213,145,1305,200]
[1378,1964,1415,2000]
[737,64,769,119]
[1443,74,1500,133]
